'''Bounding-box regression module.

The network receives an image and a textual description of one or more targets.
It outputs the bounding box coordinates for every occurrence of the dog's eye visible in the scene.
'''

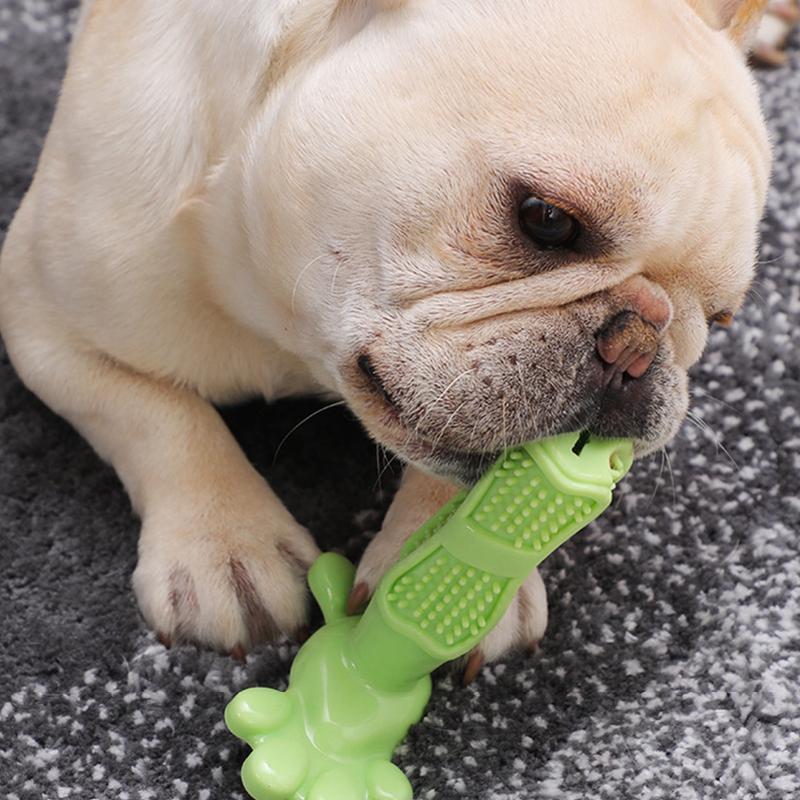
[519,197,580,249]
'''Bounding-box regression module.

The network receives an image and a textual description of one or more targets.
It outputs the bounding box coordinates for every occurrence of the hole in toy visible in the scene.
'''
[572,430,591,456]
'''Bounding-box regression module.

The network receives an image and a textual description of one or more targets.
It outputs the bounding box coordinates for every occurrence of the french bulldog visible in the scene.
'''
[0,0,772,674]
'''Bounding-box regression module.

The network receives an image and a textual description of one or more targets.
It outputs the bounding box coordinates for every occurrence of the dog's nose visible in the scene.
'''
[596,277,672,383]
[612,275,673,333]
[596,310,661,382]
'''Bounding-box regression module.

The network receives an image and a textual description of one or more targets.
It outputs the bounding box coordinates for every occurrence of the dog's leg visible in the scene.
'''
[0,287,318,655]
[350,465,548,681]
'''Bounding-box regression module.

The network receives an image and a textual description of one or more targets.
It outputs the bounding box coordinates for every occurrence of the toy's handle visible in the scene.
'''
[348,434,633,690]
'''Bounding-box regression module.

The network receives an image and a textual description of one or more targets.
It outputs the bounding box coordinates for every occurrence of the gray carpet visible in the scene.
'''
[1,3,799,799]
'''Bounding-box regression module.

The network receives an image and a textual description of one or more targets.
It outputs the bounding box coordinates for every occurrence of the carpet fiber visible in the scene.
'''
[1,4,799,799]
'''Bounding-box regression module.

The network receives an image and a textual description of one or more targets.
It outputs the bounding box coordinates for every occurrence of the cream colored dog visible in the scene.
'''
[0,0,771,671]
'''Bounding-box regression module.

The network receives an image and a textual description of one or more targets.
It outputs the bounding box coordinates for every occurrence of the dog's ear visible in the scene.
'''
[264,0,408,87]
[686,0,769,48]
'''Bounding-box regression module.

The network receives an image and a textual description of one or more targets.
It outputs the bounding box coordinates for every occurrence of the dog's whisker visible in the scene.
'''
[428,399,470,454]
[500,394,508,452]
[644,448,667,510]
[465,414,482,459]
[685,409,714,441]
[330,255,345,295]
[514,358,527,445]
[373,448,401,492]
[745,284,768,309]
[685,410,740,470]
[272,400,346,464]
[290,253,327,315]
[663,445,678,508]
[691,387,740,415]
[413,368,474,438]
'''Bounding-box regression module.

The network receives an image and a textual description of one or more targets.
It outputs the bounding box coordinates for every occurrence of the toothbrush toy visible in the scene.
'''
[226,432,633,800]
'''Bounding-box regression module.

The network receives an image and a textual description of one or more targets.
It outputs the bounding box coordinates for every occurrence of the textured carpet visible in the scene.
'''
[1,4,799,799]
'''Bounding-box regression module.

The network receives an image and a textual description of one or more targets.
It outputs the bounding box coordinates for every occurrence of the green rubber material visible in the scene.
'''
[226,433,633,800]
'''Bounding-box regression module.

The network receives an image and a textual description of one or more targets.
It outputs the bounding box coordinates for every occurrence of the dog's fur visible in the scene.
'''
[0,0,771,661]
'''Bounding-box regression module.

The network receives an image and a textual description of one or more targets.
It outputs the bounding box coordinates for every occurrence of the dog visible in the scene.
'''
[0,0,772,675]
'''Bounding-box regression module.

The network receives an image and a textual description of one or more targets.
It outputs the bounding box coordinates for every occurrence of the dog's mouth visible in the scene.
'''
[348,342,687,485]
[352,352,486,479]
[353,351,592,484]
[356,354,399,415]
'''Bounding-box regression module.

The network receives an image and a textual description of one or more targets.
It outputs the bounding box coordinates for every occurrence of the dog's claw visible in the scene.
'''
[462,651,485,686]
[528,640,541,655]
[157,632,172,649]
[346,582,370,616]
[230,644,247,662]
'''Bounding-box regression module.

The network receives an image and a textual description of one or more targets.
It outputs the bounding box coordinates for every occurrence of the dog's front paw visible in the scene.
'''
[752,1,799,67]
[132,489,320,654]
[461,569,548,685]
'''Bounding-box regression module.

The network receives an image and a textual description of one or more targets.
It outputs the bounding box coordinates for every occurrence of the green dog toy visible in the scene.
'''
[225,433,633,800]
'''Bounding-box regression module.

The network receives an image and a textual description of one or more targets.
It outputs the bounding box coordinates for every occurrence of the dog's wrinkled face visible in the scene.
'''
[247,0,771,483]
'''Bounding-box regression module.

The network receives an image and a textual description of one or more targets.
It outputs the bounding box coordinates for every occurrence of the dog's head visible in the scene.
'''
[243,0,771,483]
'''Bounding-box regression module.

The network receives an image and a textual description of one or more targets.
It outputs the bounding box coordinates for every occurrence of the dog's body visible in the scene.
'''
[0,0,771,664]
